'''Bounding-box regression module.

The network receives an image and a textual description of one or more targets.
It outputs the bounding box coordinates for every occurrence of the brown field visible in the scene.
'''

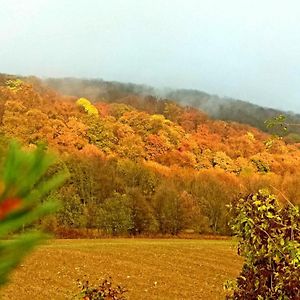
[1,239,243,300]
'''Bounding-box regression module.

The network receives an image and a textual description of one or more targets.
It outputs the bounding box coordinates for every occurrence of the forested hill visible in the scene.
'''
[0,74,300,235]
[44,77,300,138]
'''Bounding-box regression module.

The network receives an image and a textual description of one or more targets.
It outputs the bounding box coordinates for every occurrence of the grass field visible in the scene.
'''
[1,239,242,300]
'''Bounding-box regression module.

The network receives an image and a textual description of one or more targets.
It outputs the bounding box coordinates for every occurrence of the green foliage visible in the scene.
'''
[116,159,158,196]
[87,118,117,153]
[153,185,185,234]
[96,193,133,235]
[212,151,239,173]
[251,159,270,173]
[75,277,127,300]
[264,115,287,149]
[0,142,68,285]
[264,136,280,149]
[5,79,23,92]
[225,190,300,299]
[55,188,87,229]
[109,103,134,119]
[265,114,288,132]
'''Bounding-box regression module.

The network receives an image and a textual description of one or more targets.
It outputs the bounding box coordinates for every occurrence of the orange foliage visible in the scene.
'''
[1,77,300,207]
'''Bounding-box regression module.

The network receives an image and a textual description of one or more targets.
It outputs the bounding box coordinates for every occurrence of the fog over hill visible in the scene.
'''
[44,77,300,137]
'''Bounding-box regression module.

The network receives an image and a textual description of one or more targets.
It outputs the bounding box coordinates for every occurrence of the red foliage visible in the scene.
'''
[0,198,22,219]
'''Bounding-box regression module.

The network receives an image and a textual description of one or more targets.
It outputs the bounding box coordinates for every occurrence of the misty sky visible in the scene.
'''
[1,0,299,113]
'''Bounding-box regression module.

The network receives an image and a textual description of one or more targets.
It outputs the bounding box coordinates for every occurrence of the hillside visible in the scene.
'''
[0,75,300,236]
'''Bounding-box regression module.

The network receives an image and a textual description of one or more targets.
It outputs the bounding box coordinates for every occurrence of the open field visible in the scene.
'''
[1,239,243,300]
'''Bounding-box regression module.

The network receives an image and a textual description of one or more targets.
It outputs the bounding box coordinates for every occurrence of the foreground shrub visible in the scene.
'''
[0,142,67,285]
[75,277,127,300]
[225,189,300,299]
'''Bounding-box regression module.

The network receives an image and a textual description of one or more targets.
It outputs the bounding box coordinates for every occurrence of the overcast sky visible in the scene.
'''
[0,0,299,112]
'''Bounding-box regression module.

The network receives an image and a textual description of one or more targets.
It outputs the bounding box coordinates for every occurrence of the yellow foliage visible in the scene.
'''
[76,98,99,116]
[5,79,23,92]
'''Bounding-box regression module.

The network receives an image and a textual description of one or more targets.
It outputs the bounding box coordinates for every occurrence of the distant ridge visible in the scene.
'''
[43,77,300,138]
